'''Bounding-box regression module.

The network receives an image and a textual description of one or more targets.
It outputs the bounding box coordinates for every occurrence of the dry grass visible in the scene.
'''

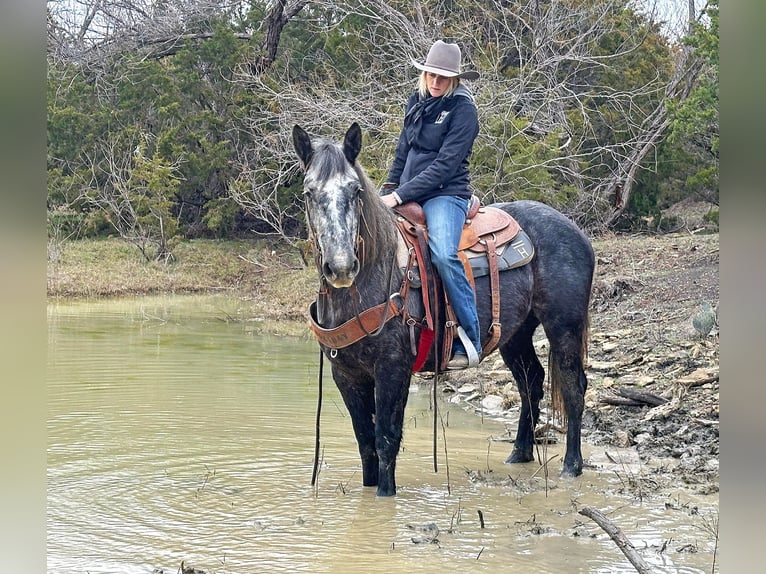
[47,238,318,327]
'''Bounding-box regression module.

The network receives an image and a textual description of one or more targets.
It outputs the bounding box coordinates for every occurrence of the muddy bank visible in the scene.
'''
[442,229,719,495]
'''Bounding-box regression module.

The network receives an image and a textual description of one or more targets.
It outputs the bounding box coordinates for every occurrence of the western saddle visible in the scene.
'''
[393,197,534,371]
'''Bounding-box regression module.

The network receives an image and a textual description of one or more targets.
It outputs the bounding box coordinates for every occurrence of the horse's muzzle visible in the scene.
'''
[322,258,359,288]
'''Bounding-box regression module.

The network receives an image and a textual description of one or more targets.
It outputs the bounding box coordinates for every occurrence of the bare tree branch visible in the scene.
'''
[599,47,705,227]
[48,1,715,239]
[48,1,253,64]
[579,506,655,574]
[252,0,311,74]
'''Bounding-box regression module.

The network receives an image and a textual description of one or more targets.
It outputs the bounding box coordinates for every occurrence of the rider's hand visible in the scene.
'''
[380,193,401,208]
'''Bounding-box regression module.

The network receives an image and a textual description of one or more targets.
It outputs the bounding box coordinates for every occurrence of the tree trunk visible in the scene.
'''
[601,50,705,227]
[251,0,310,74]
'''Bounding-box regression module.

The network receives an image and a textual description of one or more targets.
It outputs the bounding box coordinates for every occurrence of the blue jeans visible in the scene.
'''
[422,195,482,357]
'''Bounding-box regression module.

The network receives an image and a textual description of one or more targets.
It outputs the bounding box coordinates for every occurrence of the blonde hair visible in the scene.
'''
[417,72,459,98]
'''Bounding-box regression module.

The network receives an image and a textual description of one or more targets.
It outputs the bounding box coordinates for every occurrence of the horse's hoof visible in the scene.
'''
[505,449,534,464]
[559,465,583,478]
[376,487,396,497]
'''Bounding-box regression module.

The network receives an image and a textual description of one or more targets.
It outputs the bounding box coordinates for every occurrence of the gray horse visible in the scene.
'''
[293,123,595,496]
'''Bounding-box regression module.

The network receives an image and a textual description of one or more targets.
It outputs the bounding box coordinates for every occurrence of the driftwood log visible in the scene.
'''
[579,506,654,574]
[600,387,669,407]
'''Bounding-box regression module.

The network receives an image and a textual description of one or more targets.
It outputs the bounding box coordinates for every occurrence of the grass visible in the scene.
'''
[47,237,318,329]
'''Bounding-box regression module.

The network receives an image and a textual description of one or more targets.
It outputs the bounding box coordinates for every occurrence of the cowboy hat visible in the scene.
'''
[411,40,480,81]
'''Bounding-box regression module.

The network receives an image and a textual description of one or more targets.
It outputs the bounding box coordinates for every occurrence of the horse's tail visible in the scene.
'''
[548,311,590,429]
[549,353,565,430]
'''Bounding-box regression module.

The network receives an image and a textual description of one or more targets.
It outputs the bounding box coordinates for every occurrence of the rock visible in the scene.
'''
[614,429,632,447]
[481,395,504,411]
[406,522,439,544]
[634,432,652,445]
[692,302,717,337]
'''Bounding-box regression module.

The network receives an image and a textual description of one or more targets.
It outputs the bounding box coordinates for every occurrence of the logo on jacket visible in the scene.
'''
[435,111,450,124]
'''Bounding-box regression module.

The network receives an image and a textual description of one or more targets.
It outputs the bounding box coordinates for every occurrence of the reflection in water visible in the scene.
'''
[48,296,718,574]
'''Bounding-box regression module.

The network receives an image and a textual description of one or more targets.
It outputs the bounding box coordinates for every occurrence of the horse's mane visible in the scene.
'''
[352,162,399,268]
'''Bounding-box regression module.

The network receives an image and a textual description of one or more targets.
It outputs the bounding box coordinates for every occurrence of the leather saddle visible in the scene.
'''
[393,196,535,370]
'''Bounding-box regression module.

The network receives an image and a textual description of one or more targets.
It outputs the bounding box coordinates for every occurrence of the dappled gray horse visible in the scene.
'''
[293,123,594,496]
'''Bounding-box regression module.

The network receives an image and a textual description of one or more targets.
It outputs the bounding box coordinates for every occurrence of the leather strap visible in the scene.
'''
[442,297,456,371]
[308,298,402,350]
[396,217,437,336]
[482,234,502,358]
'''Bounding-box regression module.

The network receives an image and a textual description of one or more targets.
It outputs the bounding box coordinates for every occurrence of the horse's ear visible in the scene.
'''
[343,122,362,165]
[292,124,313,168]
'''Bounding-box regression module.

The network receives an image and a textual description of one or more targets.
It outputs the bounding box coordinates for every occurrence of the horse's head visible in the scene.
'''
[293,123,364,288]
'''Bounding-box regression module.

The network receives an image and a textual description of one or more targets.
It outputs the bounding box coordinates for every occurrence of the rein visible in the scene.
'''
[311,349,323,487]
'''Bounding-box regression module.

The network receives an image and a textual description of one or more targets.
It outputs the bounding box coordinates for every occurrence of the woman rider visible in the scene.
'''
[380,40,481,370]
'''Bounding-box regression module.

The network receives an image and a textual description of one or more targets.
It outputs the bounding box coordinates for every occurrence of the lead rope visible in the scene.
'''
[432,327,442,472]
[311,350,324,487]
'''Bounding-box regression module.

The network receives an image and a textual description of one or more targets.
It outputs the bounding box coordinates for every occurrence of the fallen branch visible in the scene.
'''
[600,396,644,407]
[237,254,266,268]
[692,417,719,427]
[579,506,654,574]
[600,387,668,407]
[529,454,559,479]
[615,387,668,406]
[677,372,719,387]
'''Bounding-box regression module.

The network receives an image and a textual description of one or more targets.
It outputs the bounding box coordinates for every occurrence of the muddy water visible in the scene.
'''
[47,295,719,574]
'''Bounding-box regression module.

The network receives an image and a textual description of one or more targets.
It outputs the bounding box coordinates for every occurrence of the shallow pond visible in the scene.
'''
[47,295,719,573]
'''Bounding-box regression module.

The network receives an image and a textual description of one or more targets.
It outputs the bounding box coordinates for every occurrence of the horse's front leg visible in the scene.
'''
[374,361,412,497]
[333,368,379,487]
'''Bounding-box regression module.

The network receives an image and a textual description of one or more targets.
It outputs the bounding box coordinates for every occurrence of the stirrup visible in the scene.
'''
[456,326,480,367]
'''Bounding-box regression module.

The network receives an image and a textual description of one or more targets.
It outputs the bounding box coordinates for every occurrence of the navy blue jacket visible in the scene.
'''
[386,85,479,205]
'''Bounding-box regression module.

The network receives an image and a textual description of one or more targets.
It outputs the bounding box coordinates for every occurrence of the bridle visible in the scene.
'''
[307,189,408,352]
[303,177,424,360]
